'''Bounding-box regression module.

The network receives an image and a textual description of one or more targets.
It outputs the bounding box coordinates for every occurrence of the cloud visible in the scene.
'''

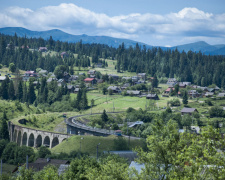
[0,4,224,46]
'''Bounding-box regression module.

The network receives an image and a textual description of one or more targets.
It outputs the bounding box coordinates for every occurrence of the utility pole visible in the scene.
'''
[113,101,114,112]
[96,143,101,160]
[80,137,84,152]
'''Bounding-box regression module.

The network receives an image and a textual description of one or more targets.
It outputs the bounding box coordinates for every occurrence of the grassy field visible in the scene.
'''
[51,135,145,156]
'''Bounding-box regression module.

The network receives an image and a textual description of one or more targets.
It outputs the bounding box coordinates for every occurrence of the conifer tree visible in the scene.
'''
[0,111,9,141]
[28,83,36,104]
[182,90,188,105]
[8,80,15,100]
[80,89,88,110]
[22,82,27,103]
[101,109,109,123]
[16,80,23,101]
[0,78,9,100]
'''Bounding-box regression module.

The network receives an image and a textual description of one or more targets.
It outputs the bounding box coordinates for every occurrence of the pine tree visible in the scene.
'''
[8,80,15,100]
[80,89,88,110]
[152,74,158,88]
[28,83,36,104]
[22,82,27,103]
[101,109,109,123]
[16,80,23,101]
[0,111,9,141]
[182,90,188,105]
[0,78,9,100]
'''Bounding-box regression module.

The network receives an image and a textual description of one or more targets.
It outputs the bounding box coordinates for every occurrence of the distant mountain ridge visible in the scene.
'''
[0,27,225,55]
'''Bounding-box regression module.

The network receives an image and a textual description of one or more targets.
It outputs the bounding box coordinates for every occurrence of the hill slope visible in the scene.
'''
[0,27,224,55]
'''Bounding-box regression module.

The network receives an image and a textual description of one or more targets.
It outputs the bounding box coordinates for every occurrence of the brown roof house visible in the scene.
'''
[181,108,198,115]
[13,158,70,173]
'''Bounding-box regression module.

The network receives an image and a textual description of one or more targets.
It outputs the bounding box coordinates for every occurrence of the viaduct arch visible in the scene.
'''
[8,121,70,149]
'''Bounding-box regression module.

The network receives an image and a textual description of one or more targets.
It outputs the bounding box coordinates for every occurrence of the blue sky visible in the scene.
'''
[0,0,225,46]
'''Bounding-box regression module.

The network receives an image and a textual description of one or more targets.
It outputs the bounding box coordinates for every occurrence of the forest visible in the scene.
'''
[0,33,225,88]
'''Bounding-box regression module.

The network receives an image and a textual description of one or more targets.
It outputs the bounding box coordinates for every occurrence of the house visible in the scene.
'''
[23,71,38,81]
[126,90,141,96]
[79,72,85,76]
[137,73,146,80]
[108,74,119,80]
[47,78,57,83]
[96,63,103,68]
[205,92,214,97]
[57,79,66,86]
[13,158,70,173]
[74,88,80,93]
[164,87,174,94]
[107,86,121,93]
[135,80,145,84]
[69,75,79,82]
[121,83,130,90]
[206,88,215,93]
[188,90,200,98]
[39,69,48,75]
[84,78,97,84]
[146,94,159,100]
[167,78,178,86]
[39,47,48,52]
[122,76,132,81]
[217,93,225,98]
[88,70,96,75]
[67,85,75,93]
[179,83,186,88]
[132,76,139,82]
[61,52,69,58]
[63,72,71,82]
[97,79,104,84]
[181,108,198,115]
[182,82,191,86]
[0,76,6,82]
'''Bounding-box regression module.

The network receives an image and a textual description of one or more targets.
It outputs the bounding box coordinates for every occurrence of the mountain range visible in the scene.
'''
[0,27,225,55]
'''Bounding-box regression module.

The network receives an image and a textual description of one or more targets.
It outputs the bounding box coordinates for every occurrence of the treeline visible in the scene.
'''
[1,33,225,88]
[0,76,88,111]
[116,43,225,88]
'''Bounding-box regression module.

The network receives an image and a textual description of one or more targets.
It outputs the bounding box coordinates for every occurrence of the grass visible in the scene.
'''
[2,164,16,174]
[51,135,145,156]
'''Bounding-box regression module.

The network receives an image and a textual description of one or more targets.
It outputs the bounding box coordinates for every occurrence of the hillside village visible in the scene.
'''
[0,34,225,179]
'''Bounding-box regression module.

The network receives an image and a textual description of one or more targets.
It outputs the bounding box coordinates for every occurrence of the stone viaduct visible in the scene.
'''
[8,121,70,149]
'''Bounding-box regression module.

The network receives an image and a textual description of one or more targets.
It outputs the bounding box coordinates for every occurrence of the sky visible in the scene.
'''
[0,0,225,47]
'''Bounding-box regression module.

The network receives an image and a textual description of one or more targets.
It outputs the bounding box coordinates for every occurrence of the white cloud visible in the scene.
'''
[0,4,224,46]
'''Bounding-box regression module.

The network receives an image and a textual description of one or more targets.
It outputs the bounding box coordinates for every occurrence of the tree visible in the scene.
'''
[152,74,158,88]
[0,76,9,99]
[182,90,188,105]
[54,65,67,79]
[8,80,15,100]
[38,146,51,158]
[28,83,36,104]
[136,120,225,179]
[102,87,107,95]
[80,89,88,110]
[101,109,109,123]
[0,111,10,141]
[16,80,23,101]
[9,63,16,73]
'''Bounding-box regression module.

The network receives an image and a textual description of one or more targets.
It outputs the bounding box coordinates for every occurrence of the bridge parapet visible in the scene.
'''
[8,121,70,148]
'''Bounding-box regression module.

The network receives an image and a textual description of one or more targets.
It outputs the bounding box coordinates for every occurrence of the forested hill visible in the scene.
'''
[0,27,151,49]
[1,27,225,55]
[0,33,225,88]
